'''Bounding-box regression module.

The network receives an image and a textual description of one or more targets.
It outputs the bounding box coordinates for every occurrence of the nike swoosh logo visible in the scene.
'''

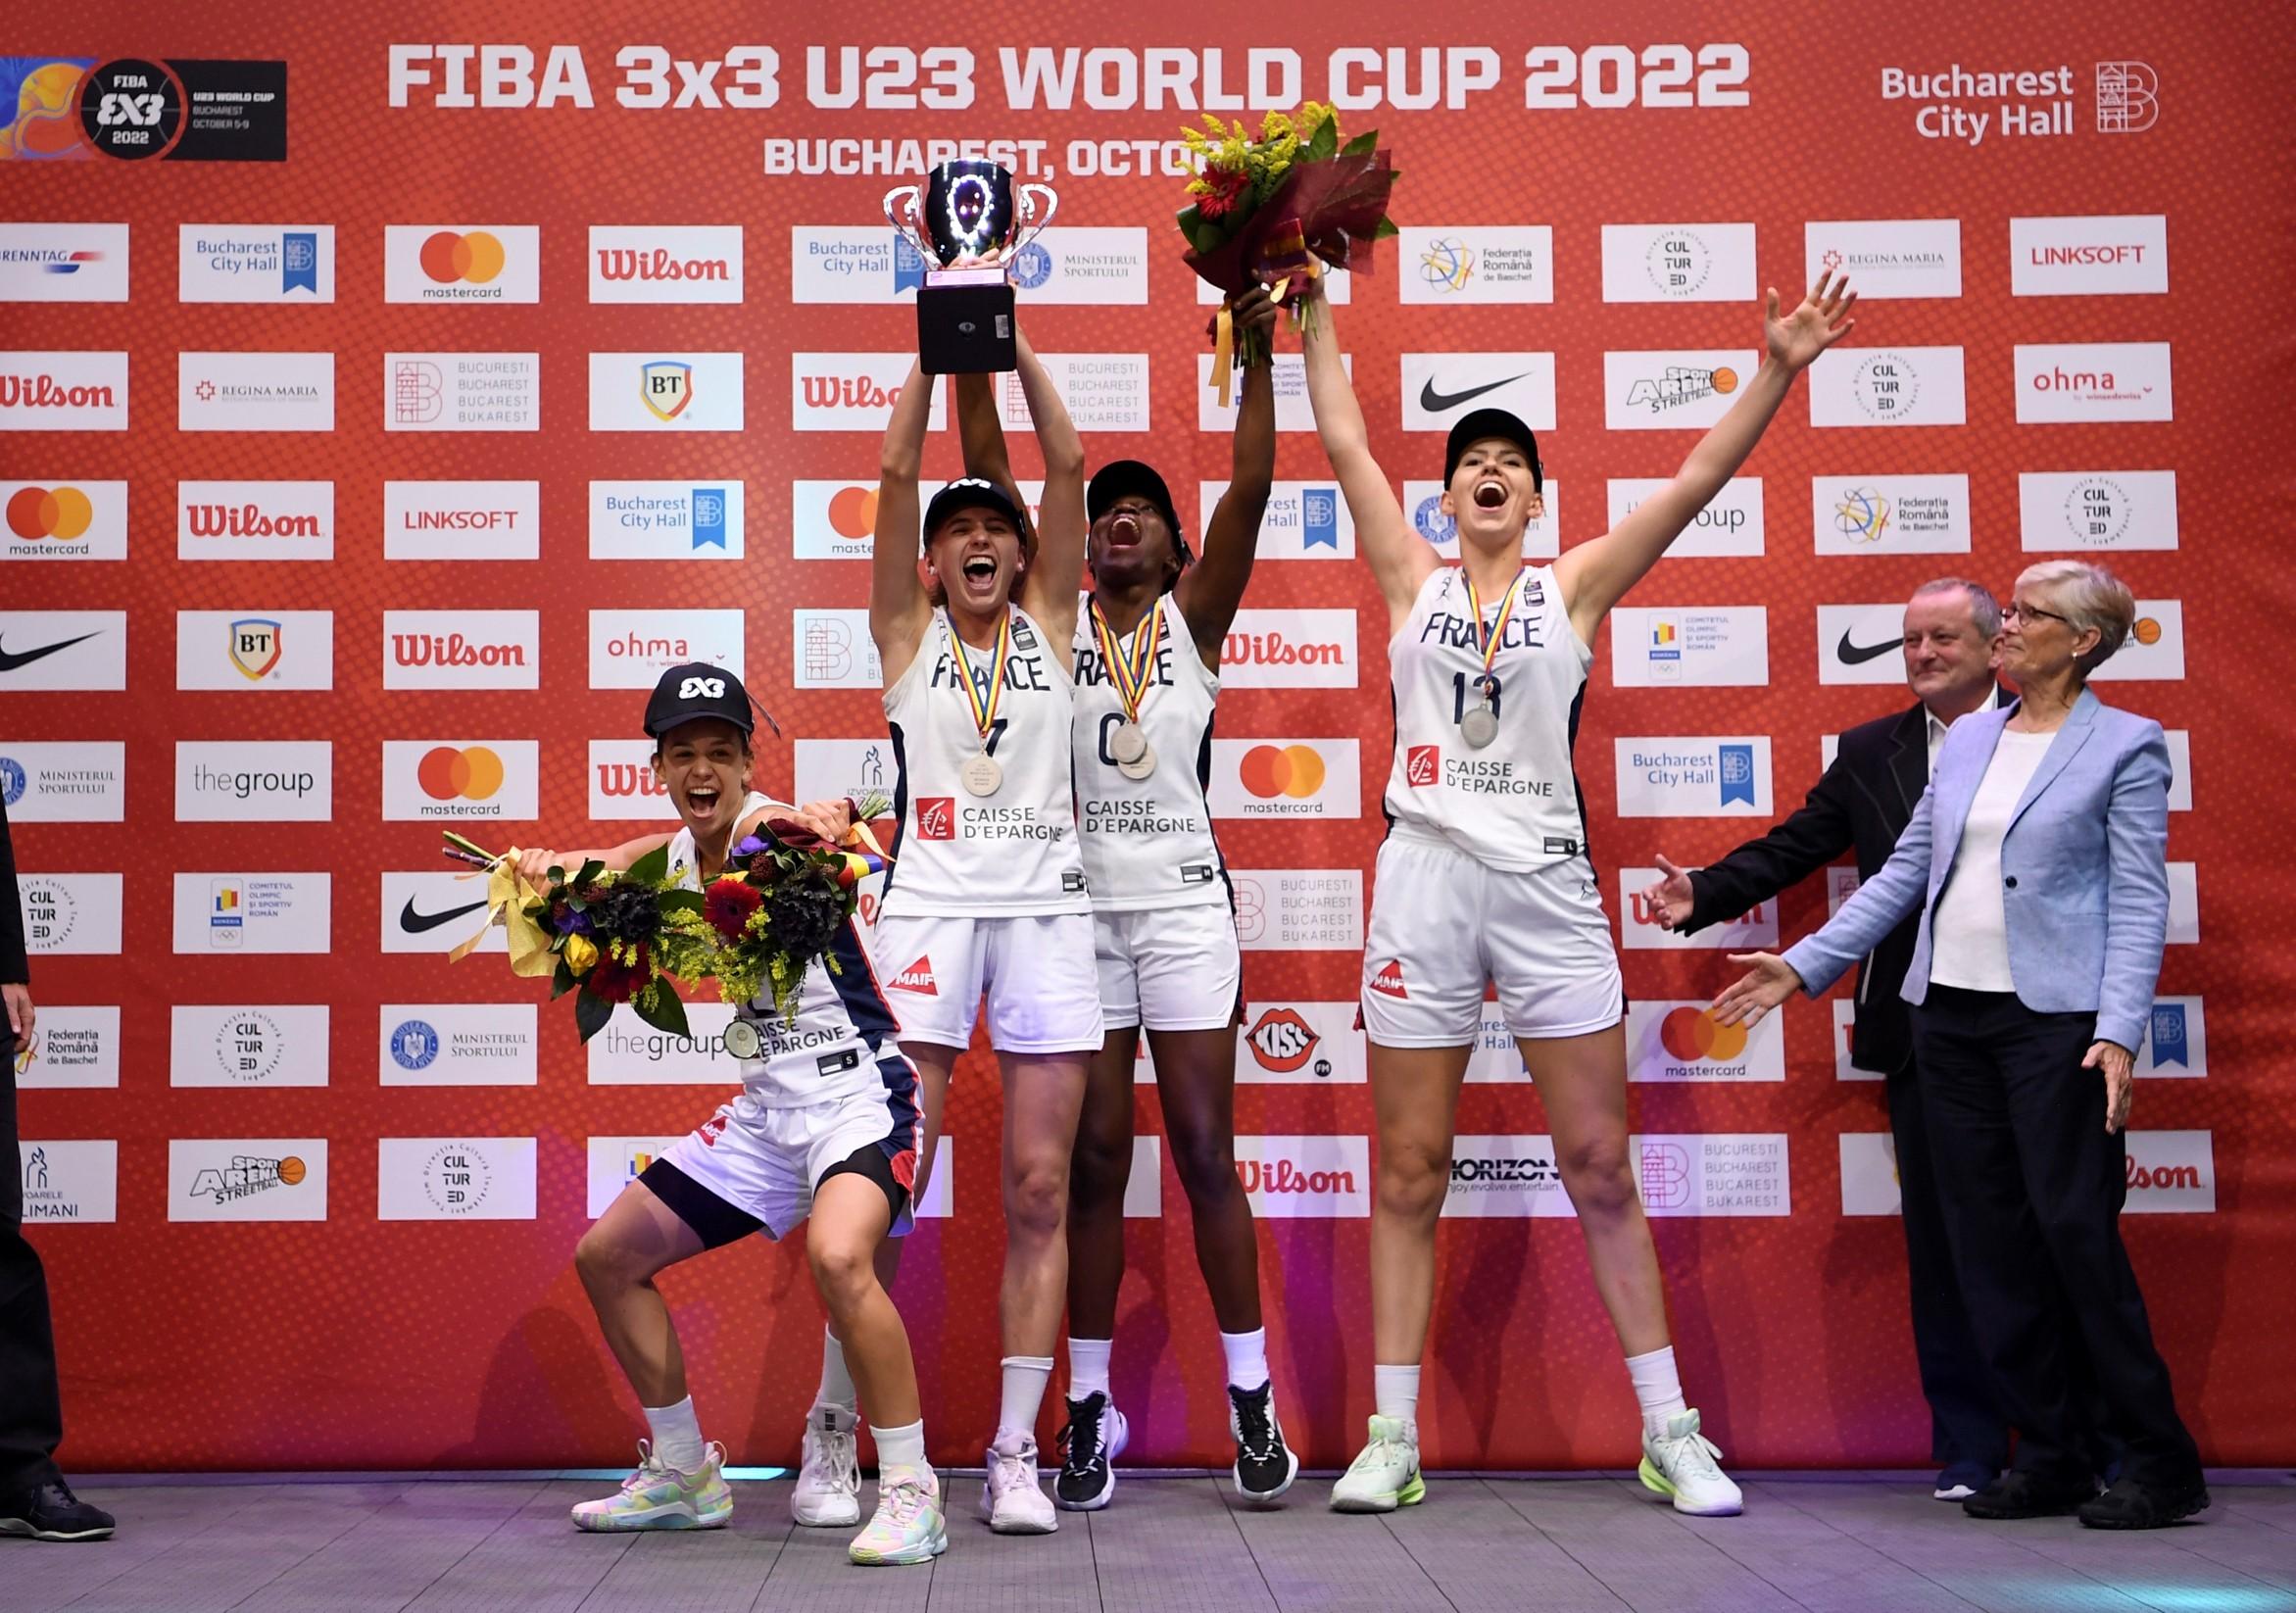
[1836,630,1900,665]
[400,896,488,934]
[0,631,100,674]
[1419,374,1530,414]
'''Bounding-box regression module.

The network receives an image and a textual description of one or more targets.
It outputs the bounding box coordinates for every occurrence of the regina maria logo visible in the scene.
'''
[177,351,335,432]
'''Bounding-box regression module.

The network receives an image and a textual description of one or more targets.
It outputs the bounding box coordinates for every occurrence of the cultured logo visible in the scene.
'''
[1,374,114,409]
[597,247,730,282]
[391,633,526,667]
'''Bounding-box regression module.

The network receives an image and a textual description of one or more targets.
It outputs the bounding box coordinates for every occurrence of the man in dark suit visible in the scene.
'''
[0,787,116,1540]
[1640,578,2010,1500]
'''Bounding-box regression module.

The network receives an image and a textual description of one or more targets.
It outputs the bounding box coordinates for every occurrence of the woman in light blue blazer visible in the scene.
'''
[1718,561,2205,1531]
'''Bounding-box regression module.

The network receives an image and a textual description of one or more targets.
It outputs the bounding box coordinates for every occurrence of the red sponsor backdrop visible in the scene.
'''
[4,2,2292,1472]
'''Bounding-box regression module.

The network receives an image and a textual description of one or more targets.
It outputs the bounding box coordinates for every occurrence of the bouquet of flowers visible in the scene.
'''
[667,810,887,1019]
[1176,102,1399,401]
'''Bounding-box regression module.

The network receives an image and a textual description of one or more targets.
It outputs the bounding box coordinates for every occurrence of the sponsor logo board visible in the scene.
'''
[381,1004,541,1087]
[1610,607,1769,688]
[1614,737,1772,817]
[1229,869,1364,951]
[18,873,124,954]
[384,480,540,562]
[3,479,127,562]
[1607,478,1762,558]
[169,1004,328,1088]
[384,352,539,432]
[173,740,332,821]
[177,351,334,432]
[1812,474,1973,555]
[380,740,539,821]
[12,1004,122,1089]
[176,610,331,691]
[17,1141,118,1223]
[169,1139,328,1223]
[377,1138,538,1220]
[2017,470,2176,552]
[171,873,330,953]
[178,223,332,302]
[0,741,124,821]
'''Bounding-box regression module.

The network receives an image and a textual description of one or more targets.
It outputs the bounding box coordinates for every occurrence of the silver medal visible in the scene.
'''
[723,1019,763,1060]
[1460,703,1500,749]
[960,751,1003,797]
[1117,744,1157,780]
[1110,720,1148,766]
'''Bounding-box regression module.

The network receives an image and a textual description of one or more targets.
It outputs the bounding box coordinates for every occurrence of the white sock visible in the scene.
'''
[1067,1336,1112,1401]
[1221,1328,1270,1394]
[871,1418,928,1478]
[817,1325,857,1413]
[1372,1364,1421,1432]
[643,1395,707,1474]
[998,1355,1054,1441]
[1626,1345,1688,1439]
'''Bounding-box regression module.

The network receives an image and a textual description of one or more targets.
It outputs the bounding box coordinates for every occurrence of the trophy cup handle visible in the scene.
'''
[1014,182,1060,250]
[883,184,924,242]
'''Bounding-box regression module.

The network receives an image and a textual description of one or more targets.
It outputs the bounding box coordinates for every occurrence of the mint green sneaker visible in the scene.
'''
[570,1441,733,1532]
[849,1467,948,1565]
[1330,1415,1425,1512]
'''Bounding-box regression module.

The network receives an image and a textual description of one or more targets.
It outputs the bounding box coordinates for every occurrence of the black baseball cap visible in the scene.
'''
[644,662,755,740]
[1089,460,1191,564]
[1444,408,1543,491]
[922,477,1031,549]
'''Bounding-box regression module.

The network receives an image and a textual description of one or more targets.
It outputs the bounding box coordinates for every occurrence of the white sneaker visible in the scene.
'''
[849,1468,948,1566]
[981,1429,1057,1535]
[1330,1415,1424,1512]
[792,1402,862,1528]
[1638,1409,1743,1516]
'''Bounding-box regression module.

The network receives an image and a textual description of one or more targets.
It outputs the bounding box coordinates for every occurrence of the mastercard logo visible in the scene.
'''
[418,230,508,285]
[5,485,92,541]
[1658,1005,1747,1063]
[827,484,880,539]
[1239,744,1326,800]
[416,746,507,802]
[2132,616,2162,646]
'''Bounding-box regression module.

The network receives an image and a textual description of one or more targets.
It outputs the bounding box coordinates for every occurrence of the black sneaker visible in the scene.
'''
[1053,1392,1129,1511]
[2077,1472,2210,1530]
[1228,1381,1299,1504]
[1962,1469,2095,1520]
[0,1478,117,1542]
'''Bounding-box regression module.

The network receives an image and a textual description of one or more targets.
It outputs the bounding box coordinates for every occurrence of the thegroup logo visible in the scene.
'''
[587,1003,741,1085]
[378,1137,537,1220]
[383,480,540,562]
[171,872,329,954]
[2017,470,2177,552]
[3,480,127,561]
[174,740,332,823]
[1228,869,1363,951]
[1816,604,1912,686]
[0,222,128,302]
[14,1005,122,1090]
[1627,1001,1785,1082]
[0,742,123,823]
[174,610,331,691]
[1609,608,1769,688]
[384,610,540,690]
[381,739,539,821]
[1633,1133,1790,1216]
[792,354,949,431]
[0,351,127,431]
[381,1003,540,1087]
[589,480,744,560]
[1809,346,1968,427]
[386,352,540,432]
[1232,1135,1369,1218]
[178,351,334,432]
[1811,474,1973,555]
[178,223,331,302]
[1400,353,1556,432]
[1804,220,1962,301]
[1404,478,1562,560]
[2123,1131,2214,1213]
[2010,215,2167,297]
[383,224,539,302]
[1603,351,1752,431]
[1399,225,1553,305]
[589,351,746,432]
[794,609,886,689]
[593,225,744,303]
[176,480,333,562]
[1236,1002,1365,1084]
[1613,737,1772,818]
[590,739,679,822]
[169,1140,328,1224]
[2095,64,2162,134]
[1221,610,1358,689]
[2,609,126,691]
[589,609,745,689]
[168,1003,328,1088]
[19,873,124,954]
[2014,343,2173,424]
[1191,479,1351,561]
[381,871,504,955]
[1618,869,1776,951]
[1600,222,1757,303]
[1443,1135,1578,1219]
[1606,477,1762,559]
[2087,599,2184,682]
[16,1141,118,1223]
[1210,739,1361,818]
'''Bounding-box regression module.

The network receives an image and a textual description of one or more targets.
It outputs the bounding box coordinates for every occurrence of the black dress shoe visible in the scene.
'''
[1962,1469,2096,1519]
[0,1477,117,1541]
[2077,1473,2210,1530]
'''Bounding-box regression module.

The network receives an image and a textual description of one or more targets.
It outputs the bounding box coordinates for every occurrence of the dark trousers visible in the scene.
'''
[2,1037,66,1491]
[1885,1052,2008,1471]
[1913,987,2201,1487]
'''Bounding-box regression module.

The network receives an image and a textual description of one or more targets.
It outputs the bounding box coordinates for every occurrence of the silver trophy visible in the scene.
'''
[884,161,1058,373]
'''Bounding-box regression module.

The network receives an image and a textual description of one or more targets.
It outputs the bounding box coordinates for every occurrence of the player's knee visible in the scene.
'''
[807,1228,877,1309]
[1376,1141,1451,1221]
[1168,1130,1240,1207]
[1068,1120,1132,1208]
[1560,1136,1637,1218]
[1004,1156,1070,1238]
[573,1225,636,1293]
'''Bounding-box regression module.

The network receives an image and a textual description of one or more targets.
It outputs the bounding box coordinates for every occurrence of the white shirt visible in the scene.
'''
[1925,688,2006,778]
[1929,729,2056,993]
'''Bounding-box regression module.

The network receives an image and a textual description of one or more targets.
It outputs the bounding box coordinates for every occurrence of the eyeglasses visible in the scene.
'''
[2002,600,2071,627]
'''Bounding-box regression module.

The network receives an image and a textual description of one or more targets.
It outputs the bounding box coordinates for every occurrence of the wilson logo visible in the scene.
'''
[1236,1158,1358,1196]
[185,504,322,539]
[595,763,668,800]
[1246,1008,1320,1073]
[801,374,904,411]
[598,248,731,283]
[1223,630,1347,667]
[391,634,526,668]
[1405,745,1441,787]
[889,957,937,995]
[1,374,114,410]
[2126,1157,2201,1192]
[915,798,956,841]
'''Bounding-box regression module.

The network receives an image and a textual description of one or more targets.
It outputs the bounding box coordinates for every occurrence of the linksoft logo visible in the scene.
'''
[1194,479,1351,561]
[993,353,1149,434]
[383,225,539,302]
[385,353,539,432]
[1603,351,1753,431]
[17,1141,119,1224]
[1618,869,1776,951]
[171,873,329,954]
[1614,737,1772,817]
[1221,610,1357,689]
[1609,608,1769,688]
[384,480,539,562]
[18,873,124,954]
[381,740,539,821]
[1399,226,1553,305]
[1808,346,1967,427]
[589,480,743,560]
[587,1003,741,1085]
[1209,739,1361,818]
[2018,470,2177,552]
[2122,1131,2214,1213]
[175,610,331,691]
[1609,478,1763,559]
[1599,222,1757,303]
[1232,1135,1369,1218]
[1443,1135,1579,1218]
[2013,343,2173,423]
[1400,353,1555,432]
[384,611,539,690]
[0,352,127,431]
[0,223,129,302]
[592,225,744,303]
[1811,474,1972,555]
[169,1004,329,1088]
[1,610,126,691]
[590,739,679,822]
[1634,1133,1790,1216]
[1404,478,1562,560]
[589,609,744,689]
[1804,219,1961,301]
[793,609,883,689]
[1228,869,1363,951]
[381,871,504,955]
[1627,1001,1785,1082]
[14,1005,122,1089]
[791,355,948,431]
[381,1003,540,1087]
[174,741,332,822]
[176,480,333,562]
[3,481,127,561]
[178,223,331,302]
[1816,604,1910,686]
[0,742,124,823]
[2087,600,2183,682]
[177,351,334,432]
[589,352,745,431]
[2010,216,2167,297]
[169,1140,328,1224]
[1198,353,1342,434]
[377,1137,538,1220]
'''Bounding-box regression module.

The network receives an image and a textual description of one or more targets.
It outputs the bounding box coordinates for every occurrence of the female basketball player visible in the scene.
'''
[950,288,1296,1509]
[520,663,941,1566]
[1299,273,1857,1515]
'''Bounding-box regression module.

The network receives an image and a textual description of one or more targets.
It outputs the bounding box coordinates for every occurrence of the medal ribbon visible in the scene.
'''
[1465,568,1528,685]
[1091,599,1163,726]
[946,609,1011,744]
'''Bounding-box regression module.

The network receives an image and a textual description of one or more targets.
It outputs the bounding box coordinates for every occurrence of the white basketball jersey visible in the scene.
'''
[1072,591,1227,910]
[665,793,904,1108]
[881,606,1091,918]
[1385,564,1593,872]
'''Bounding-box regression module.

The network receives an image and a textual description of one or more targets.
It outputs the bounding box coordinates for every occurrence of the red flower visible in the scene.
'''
[587,944,652,1004]
[1196,167,1248,220]
[704,876,763,942]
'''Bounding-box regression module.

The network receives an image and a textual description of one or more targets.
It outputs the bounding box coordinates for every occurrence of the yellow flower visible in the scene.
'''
[1259,109,1294,142]
[563,935,599,975]
[1296,100,1336,141]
